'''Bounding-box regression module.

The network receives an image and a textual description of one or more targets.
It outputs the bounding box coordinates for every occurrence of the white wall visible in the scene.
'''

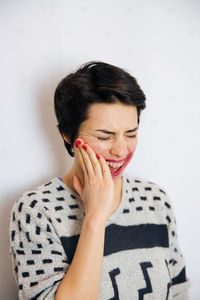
[1,0,199,299]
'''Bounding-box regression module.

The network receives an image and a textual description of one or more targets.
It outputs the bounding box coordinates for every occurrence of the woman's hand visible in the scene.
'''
[72,139,115,223]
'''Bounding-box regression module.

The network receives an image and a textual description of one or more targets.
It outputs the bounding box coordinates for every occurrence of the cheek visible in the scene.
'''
[129,139,137,151]
[88,140,137,156]
[88,142,107,155]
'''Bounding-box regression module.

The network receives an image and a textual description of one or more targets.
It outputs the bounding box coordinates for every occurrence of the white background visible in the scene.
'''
[1,0,199,299]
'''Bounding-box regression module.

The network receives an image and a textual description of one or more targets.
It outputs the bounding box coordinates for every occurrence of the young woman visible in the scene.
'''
[9,61,191,299]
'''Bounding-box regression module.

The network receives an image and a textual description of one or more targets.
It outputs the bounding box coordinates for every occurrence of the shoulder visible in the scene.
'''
[124,173,173,215]
[9,177,73,221]
[124,173,168,196]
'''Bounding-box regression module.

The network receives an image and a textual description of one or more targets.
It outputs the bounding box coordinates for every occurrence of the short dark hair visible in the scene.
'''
[54,61,146,157]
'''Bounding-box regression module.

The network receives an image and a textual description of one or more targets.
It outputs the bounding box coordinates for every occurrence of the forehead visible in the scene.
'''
[86,102,137,126]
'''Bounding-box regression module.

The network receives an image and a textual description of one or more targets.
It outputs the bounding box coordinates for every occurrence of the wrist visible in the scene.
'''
[84,215,107,228]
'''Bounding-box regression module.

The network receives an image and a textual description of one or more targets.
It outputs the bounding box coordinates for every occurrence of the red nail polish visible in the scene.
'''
[83,144,87,150]
[96,154,100,159]
[76,139,81,145]
[74,142,78,148]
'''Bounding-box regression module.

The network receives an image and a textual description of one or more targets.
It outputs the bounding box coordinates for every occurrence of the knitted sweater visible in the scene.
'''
[9,173,191,299]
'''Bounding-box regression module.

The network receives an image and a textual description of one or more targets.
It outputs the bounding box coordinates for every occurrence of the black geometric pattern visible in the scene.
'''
[138,261,153,299]
[108,268,121,300]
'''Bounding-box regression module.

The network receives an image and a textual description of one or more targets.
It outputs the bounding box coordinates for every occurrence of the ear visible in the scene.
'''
[62,133,70,144]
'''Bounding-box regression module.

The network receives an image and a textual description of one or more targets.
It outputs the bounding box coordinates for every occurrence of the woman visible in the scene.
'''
[9,61,191,299]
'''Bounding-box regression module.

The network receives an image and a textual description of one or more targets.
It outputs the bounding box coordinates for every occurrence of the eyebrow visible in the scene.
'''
[95,127,138,134]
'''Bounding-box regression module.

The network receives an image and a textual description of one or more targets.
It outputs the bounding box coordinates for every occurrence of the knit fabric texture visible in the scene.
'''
[9,173,191,299]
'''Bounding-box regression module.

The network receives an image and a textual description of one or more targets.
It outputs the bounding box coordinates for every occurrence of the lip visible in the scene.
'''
[105,153,130,163]
[107,152,133,176]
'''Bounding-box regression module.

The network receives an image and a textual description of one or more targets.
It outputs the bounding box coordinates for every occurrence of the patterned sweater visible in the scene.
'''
[9,173,191,299]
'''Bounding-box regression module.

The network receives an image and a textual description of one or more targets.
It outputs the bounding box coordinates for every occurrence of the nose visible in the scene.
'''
[109,138,127,158]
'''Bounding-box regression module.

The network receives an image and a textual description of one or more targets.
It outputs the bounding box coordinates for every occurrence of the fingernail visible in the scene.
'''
[96,154,100,159]
[76,139,81,145]
[74,142,78,148]
[83,144,87,150]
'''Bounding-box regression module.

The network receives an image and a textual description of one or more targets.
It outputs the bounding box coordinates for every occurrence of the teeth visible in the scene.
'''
[107,161,124,168]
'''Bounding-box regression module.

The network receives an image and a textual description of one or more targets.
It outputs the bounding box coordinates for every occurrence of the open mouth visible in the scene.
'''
[105,153,132,176]
[108,164,123,173]
[107,157,129,175]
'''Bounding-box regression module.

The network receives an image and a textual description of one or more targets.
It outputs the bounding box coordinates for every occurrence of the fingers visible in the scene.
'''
[74,139,112,182]
[97,153,112,182]
[74,141,88,181]
[75,139,102,179]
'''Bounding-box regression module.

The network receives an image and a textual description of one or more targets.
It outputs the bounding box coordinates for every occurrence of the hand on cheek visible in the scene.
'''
[72,137,115,222]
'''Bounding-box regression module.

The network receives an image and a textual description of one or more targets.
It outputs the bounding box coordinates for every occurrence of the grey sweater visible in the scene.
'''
[9,173,191,299]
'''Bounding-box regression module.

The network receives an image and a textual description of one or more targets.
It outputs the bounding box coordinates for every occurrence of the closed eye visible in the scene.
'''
[97,135,136,141]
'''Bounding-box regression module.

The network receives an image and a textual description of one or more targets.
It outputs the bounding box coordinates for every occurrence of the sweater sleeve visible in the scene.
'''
[160,186,191,299]
[9,194,70,300]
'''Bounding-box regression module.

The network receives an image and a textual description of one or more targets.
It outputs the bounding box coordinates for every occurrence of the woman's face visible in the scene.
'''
[74,102,138,183]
